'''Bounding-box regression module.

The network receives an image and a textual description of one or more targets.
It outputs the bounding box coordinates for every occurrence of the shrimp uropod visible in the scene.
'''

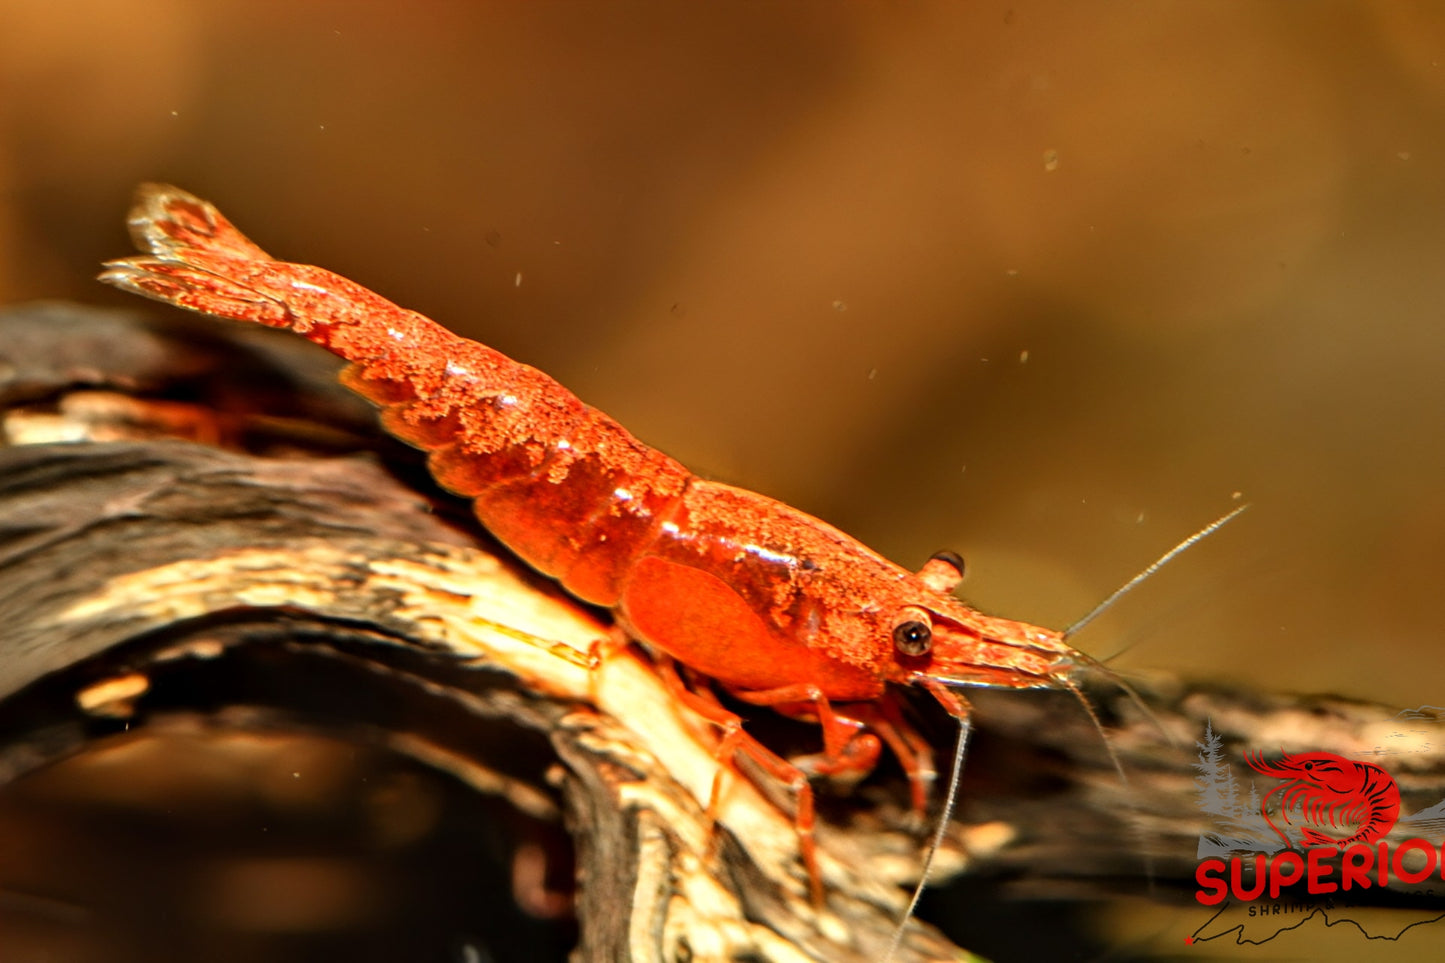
[100,184,1095,913]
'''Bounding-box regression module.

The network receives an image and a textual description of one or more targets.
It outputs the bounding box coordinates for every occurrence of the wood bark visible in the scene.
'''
[1,302,1440,961]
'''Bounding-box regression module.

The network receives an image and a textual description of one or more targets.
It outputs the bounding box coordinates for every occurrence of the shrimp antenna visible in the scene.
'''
[1063,502,1249,640]
[1097,638,1141,665]
[1058,673,1128,786]
[1071,648,1172,745]
[882,715,970,963]
[1058,504,1249,747]
[1059,671,1161,891]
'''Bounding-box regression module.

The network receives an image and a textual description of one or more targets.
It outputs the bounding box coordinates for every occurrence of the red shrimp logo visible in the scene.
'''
[1244,750,1400,847]
[1193,719,1445,933]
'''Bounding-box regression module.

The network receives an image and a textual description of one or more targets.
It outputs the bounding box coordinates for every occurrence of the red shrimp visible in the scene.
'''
[1245,750,1401,848]
[100,184,1102,910]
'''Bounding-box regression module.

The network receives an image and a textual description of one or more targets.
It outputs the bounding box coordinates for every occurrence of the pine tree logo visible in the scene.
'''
[1193,720,1286,858]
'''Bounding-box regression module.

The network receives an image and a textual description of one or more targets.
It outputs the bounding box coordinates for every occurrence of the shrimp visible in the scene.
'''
[99,184,1100,911]
[1245,750,1401,848]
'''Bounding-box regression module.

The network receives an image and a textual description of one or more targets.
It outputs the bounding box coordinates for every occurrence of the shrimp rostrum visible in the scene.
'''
[101,184,1097,904]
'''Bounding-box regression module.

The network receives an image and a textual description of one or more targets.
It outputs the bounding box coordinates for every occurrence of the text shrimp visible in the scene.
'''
[101,184,1121,911]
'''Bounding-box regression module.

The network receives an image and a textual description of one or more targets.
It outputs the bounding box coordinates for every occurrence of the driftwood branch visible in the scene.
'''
[1,302,1441,961]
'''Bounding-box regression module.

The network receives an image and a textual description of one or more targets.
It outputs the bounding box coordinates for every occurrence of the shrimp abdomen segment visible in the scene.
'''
[100,185,692,604]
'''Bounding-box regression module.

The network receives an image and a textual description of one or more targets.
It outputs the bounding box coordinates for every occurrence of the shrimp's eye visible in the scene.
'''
[892,619,932,657]
[928,550,965,579]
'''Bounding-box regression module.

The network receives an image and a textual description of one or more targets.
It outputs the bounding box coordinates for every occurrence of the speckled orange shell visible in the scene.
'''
[100,185,1078,708]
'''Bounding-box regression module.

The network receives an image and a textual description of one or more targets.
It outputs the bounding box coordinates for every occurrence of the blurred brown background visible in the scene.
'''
[3,1,1445,959]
